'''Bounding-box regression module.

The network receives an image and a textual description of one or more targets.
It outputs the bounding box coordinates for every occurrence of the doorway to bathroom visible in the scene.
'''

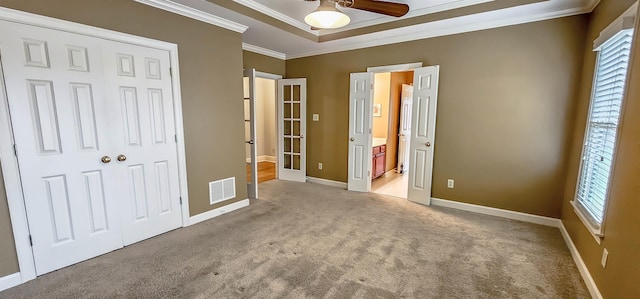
[370,71,414,199]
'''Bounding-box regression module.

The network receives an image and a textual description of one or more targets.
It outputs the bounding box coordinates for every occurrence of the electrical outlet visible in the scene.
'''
[318,163,323,170]
[447,179,454,189]
[601,248,609,268]
[313,114,320,121]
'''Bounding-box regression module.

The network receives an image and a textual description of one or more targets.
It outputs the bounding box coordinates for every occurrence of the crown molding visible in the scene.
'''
[320,0,492,34]
[135,0,248,33]
[242,43,287,60]
[232,0,318,36]
[585,0,602,12]
[286,5,593,59]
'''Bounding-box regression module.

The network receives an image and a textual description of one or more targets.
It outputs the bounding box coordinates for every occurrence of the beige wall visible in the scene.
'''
[256,78,277,158]
[372,73,391,139]
[243,51,286,76]
[0,165,19,277]
[0,0,248,275]
[561,0,640,297]
[287,16,588,217]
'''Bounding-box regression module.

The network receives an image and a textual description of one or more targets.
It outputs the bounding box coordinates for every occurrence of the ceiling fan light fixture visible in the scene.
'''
[304,2,351,29]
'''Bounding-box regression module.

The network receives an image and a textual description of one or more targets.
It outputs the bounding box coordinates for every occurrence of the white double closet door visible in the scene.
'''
[0,21,182,275]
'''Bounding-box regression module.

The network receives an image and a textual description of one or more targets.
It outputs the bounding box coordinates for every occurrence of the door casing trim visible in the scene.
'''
[350,62,422,192]
[0,6,190,285]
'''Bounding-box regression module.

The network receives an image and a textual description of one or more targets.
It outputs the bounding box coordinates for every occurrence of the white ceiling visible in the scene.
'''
[169,0,599,59]
[240,0,494,34]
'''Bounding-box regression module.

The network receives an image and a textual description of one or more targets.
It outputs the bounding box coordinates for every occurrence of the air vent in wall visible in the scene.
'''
[209,177,236,205]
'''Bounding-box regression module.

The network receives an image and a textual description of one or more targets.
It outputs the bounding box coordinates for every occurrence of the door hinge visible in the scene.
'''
[368,171,371,177]
[170,67,173,77]
[175,134,178,143]
[13,144,17,156]
[179,197,183,205]
[370,83,374,90]
[28,235,33,246]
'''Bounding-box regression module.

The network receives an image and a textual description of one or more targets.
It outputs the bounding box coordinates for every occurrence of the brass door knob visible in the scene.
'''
[117,154,127,162]
[101,156,112,164]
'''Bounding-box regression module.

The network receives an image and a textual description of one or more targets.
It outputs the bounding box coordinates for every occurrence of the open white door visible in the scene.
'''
[407,66,440,205]
[347,72,374,192]
[243,69,258,198]
[397,84,413,174]
[277,79,306,182]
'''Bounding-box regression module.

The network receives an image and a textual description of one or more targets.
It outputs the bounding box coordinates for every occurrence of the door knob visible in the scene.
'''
[117,154,127,162]
[101,156,112,164]
[425,142,431,147]
[246,140,254,145]
[300,135,304,139]
[350,137,355,142]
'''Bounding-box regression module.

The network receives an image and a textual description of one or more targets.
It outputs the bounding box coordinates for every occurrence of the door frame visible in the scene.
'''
[245,70,282,198]
[256,71,282,181]
[0,7,190,285]
[351,62,423,192]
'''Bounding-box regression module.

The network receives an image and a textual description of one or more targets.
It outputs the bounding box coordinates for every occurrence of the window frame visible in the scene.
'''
[571,6,637,244]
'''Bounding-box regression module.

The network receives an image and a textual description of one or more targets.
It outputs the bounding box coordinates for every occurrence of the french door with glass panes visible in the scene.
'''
[277,79,306,182]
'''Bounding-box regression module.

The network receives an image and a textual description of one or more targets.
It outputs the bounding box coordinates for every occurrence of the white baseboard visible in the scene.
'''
[246,156,276,163]
[188,198,250,226]
[558,222,603,299]
[430,197,561,227]
[306,177,347,189]
[258,155,276,163]
[0,272,21,292]
[430,197,601,298]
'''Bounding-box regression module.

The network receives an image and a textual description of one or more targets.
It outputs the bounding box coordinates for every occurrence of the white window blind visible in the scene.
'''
[575,29,634,227]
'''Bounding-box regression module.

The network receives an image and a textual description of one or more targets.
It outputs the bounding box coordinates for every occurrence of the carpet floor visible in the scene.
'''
[0,180,589,298]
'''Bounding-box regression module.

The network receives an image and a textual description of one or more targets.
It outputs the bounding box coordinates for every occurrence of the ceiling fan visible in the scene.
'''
[304,0,410,29]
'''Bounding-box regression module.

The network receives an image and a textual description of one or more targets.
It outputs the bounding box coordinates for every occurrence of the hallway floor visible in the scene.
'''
[247,161,276,184]
[372,171,408,199]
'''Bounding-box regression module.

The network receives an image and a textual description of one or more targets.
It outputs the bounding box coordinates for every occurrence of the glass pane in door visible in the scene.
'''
[284,138,292,153]
[293,103,300,118]
[284,85,291,101]
[284,154,291,169]
[293,85,300,101]
[284,103,292,118]
[293,155,301,170]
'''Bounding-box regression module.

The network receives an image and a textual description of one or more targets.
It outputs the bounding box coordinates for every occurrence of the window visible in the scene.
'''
[572,28,634,240]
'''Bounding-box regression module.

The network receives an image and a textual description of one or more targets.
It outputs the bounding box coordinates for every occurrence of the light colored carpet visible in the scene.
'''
[0,180,589,298]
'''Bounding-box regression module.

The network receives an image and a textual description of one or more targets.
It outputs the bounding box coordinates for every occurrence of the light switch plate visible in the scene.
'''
[313,114,319,121]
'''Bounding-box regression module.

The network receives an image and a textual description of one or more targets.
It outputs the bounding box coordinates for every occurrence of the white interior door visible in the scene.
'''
[407,66,440,205]
[0,20,184,274]
[397,84,413,174]
[243,69,258,198]
[0,21,123,275]
[104,40,182,246]
[277,79,306,182]
[348,72,373,192]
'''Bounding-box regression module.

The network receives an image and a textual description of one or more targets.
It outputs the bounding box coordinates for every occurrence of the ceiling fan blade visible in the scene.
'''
[340,0,409,17]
